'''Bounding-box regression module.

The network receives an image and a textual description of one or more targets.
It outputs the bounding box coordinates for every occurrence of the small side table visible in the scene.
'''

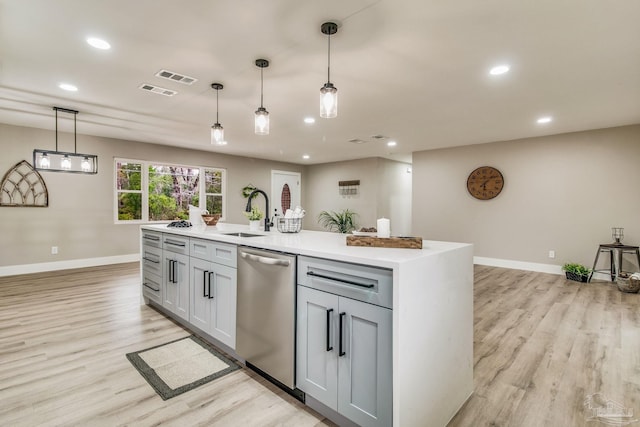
[588,243,640,282]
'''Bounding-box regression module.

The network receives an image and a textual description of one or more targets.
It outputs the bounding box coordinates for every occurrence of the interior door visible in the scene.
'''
[271,170,301,218]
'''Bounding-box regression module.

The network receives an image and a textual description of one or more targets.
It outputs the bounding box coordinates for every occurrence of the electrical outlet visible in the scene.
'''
[548,250,555,259]
[51,246,58,255]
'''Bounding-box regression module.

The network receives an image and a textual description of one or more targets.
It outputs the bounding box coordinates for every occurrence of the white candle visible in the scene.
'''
[377,218,390,238]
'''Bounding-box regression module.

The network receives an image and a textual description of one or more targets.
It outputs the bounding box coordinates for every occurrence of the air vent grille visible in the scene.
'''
[155,69,197,85]
[139,84,177,97]
[348,138,367,144]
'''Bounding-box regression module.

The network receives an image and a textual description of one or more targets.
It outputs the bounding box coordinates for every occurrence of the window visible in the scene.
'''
[115,158,225,223]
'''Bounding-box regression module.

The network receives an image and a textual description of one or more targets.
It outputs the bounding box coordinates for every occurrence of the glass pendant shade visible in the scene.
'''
[320,82,338,118]
[60,155,71,170]
[211,123,224,144]
[39,153,50,169]
[81,156,91,172]
[255,107,269,135]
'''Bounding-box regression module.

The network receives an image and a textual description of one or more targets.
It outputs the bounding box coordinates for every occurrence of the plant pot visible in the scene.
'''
[565,272,588,283]
[249,220,261,231]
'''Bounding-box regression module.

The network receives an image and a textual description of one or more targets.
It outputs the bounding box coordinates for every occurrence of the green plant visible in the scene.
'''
[317,209,358,233]
[244,206,264,221]
[562,263,591,276]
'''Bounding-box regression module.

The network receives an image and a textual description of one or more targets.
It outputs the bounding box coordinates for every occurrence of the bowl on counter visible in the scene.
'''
[201,214,221,226]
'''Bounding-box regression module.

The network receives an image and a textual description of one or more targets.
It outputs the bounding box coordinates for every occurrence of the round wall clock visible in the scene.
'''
[467,166,504,200]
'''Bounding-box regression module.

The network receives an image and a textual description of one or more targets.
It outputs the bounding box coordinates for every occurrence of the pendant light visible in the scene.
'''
[254,59,270,135]
[33,107,98,174]
[210,83,225,144]
[320,21,338,118]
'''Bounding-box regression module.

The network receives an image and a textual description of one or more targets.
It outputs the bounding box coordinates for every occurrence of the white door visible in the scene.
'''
[271,170,301,218]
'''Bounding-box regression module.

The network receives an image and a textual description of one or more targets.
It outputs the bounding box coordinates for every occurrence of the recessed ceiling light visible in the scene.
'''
[87,37,111,50]
[537,116,553,124]
[489,64,510,75]
[302,154,310,160]
[58,83,78,92]
[387,141,397,147]
[304,117,315,124]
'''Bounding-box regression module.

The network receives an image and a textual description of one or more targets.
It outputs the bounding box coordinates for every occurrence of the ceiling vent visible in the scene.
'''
[348,138,367,144]
[139,84,177,97]
[155,69,197,85]
[370,134,388,140]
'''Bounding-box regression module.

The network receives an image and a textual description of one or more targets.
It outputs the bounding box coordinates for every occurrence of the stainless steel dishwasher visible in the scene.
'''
[236,246,297,390]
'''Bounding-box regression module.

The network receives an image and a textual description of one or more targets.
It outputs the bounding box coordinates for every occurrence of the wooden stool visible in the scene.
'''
[588,243,640,282]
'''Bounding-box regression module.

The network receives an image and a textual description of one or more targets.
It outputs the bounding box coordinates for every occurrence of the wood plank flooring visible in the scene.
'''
[1,263,638,426]
[449,265,640,427]
[0,263,334,427]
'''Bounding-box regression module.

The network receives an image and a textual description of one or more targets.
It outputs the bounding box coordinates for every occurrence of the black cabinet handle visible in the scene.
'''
[307,271,375,288]
[203,270,209,297]
[142,257,159,264]
[164,239,186,247]
[208,272,214,299]
[326,308,334,352]
[143,283,160,292]
[143,235,160,241]
[339,312,346,357]
[173,260,178,283]
[168,259,173,283]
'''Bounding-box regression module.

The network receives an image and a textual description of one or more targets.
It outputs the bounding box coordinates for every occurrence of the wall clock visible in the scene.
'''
[467,166,504,200]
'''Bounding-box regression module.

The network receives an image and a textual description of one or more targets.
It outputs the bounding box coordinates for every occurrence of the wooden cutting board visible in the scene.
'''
[346,235,423,249]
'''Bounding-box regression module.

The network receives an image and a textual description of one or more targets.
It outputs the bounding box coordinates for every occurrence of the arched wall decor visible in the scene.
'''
[0,160,49,207]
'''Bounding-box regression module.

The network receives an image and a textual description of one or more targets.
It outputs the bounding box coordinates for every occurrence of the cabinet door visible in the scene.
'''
[296,286,339,410]
[163,252,189,321]
[337,297,392,427]
[190,257,213,332]
[210,264,237,349]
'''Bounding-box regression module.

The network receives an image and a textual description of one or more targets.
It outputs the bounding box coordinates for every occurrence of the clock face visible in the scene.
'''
[467,166,504,200]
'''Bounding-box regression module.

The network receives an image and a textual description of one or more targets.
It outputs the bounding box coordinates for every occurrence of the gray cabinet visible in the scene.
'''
[297,257,393,427]
[141,230,163,304]
[162,235,190,321]
[189,238,237,349]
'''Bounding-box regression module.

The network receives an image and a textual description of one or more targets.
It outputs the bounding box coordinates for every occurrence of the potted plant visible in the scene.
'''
[244,206,264,231]
[562,263,591,283]
[318,209,358,233]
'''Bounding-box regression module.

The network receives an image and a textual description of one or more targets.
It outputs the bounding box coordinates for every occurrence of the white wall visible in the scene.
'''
[304,157,412,234]
[0,123,304,269]
[412,124,640,269]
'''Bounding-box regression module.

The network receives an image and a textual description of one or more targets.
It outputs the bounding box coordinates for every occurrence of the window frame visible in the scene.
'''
[114,157,226,224]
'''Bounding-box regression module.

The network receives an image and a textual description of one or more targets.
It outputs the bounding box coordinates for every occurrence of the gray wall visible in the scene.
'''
[412,124,640,269]
[304,157,412,234]
[0,123,304,267]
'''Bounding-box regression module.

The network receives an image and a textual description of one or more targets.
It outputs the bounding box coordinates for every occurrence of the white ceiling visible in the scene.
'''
[1,0,639,165]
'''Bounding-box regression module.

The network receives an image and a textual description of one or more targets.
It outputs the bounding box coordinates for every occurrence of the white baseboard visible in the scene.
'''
[474,256,611,281]
[0,254,140,277]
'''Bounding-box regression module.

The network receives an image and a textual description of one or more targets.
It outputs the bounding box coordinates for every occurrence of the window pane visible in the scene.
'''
[117,193,142,220]
[205,169,222,193]
[116,162,142,191]
[148,165,199,221]
[206,195,222,215]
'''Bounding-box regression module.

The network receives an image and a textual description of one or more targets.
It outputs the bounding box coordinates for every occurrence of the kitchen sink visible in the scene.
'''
[222,232,264,238]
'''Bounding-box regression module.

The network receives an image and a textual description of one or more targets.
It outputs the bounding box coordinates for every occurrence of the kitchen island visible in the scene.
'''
[140,223,473,427]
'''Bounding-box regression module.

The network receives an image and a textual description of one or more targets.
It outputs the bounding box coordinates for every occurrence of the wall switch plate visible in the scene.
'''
[51,246,58,255]
[548,250,555,259]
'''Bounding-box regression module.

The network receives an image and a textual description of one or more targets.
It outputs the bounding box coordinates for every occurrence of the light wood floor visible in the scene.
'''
[1,264,638,426]
[0,263,334,427]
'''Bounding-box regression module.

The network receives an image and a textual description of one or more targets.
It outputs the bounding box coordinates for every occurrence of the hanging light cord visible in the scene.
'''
[216,89,220,123]
[55,108,58,151]
[327,31,332,84]
[260,66,264,108]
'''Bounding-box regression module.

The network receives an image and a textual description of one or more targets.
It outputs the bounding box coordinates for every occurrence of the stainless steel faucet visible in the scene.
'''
[246,189,271,231]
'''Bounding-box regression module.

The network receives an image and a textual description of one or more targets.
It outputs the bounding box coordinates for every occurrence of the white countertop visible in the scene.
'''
[141,223,470,269]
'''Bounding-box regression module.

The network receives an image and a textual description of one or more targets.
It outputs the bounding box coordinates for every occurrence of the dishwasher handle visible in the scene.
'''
[240,251,291,267]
